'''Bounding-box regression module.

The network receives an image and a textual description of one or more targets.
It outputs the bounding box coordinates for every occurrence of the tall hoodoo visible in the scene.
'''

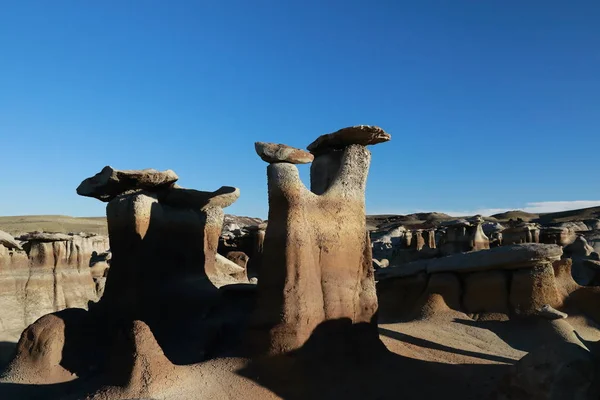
[250,126,391,354]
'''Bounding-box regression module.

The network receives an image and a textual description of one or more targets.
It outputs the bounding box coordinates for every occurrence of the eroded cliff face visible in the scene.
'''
[0,234,109,343]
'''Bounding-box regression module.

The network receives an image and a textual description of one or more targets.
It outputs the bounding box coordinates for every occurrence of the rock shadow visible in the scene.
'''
[453,317,581,353]
[237,318,509,399]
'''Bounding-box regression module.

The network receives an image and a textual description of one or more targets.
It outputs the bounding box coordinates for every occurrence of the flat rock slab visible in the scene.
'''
[16,232,74,242]
[255,142,314,164]
[158,186,240,210]
[378,243,563,279]
[77,166,179,202]
[0,230,22,250]
[307,125,391,154]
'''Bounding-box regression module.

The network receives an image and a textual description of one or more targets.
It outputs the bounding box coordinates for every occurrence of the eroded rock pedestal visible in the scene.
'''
[1,167,245,390]
[249,126,390,354]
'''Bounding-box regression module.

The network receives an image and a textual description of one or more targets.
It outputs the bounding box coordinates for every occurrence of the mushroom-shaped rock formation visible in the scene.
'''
[76,166,179,202]
[255,142,314,164]
[100,182,242,327]
[248,126,390,355]
[438,218,490,256]
[502,221,541,245]
[307,125,391,154]
[2,167,242,386]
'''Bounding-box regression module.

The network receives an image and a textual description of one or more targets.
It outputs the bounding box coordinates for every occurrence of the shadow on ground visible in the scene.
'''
[0,319,511,399]
[0,342,17,372]
[237,318,509,400]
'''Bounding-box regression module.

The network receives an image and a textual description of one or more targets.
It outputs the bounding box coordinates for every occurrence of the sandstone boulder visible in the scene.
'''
[226,251,249,269]
[540,226,577,246]
[537,304,568,320]
[254,142,314,164]
[76,166,178,201]
[0,230,21,250]
[210,253,249,288]
[509,265,561,315]
[307,125,391,154]
[502,222,540,245]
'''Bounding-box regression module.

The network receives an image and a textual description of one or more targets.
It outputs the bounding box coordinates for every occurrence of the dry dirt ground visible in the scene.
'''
[2,311,599,399]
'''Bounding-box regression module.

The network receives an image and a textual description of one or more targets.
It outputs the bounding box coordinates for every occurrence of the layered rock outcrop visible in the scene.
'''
[377,243,571,320]
[0,232,109,343]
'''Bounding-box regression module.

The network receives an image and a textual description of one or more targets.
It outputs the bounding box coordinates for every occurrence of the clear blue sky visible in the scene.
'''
[1,1,599,219]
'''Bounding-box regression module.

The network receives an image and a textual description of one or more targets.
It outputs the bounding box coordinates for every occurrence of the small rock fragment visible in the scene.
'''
[537,304,568,320]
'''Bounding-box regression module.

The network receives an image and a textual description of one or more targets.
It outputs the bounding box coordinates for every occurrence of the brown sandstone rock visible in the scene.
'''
[91,320,176,400]
[226,251,249,269]
[377,272,427,322]
[209,253,249,288]
[0,230,22,250]
[537,304,568,320]
[249,138,386,354]
[502,222,540,245]
[463,270,509,314]
[16,232,73,242]
[420,273,461,311]
[438,219,490,256]
[1,308,95,384]
[255,142,314,164]
[0,234,109,344]
[77,166,178,202]
[509,264,561,315]
[540,226,577,246]
[307,125,391,154]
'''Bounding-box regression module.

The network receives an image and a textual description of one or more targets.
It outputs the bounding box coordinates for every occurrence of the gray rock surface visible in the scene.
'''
[0,230,22,250]
[77,166,178,201]
[307,125,391,154]
[378,243,563,279]
[255,142,314,164]
[537,304,568,320]
[15,232,74,242]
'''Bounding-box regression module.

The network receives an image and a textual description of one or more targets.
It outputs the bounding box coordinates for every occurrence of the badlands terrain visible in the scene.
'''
[1,126,600,399]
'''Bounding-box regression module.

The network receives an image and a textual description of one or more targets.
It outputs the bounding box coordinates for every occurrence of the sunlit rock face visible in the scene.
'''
[248,126,390,354]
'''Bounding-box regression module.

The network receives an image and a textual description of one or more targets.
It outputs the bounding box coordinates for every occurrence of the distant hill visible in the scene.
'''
[3,206,600,236]
[0,215,108,236]
[490,210,539,222]
[0,214,264,236]
[367,206,600,231]
[534,206,600,225]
